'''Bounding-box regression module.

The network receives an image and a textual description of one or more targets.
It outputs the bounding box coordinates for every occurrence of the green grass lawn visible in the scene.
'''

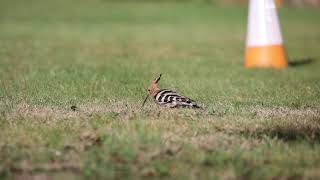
[1,0,320,179]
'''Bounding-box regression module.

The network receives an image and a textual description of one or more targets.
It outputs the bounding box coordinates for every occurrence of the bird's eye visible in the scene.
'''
[148,89,150,92]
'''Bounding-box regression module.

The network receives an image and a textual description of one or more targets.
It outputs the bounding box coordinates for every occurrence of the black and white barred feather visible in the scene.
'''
[153,89,201,108]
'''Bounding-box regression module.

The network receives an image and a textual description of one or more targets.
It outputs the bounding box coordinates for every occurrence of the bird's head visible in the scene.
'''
[142,74,161,107]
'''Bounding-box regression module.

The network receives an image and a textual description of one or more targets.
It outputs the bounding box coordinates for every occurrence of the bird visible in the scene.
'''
[142,74,201,108]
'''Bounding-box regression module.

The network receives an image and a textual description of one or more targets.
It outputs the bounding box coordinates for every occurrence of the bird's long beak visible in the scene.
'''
[142,95,149,108]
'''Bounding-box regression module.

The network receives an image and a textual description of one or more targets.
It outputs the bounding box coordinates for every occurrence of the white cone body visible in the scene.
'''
[246,0,283,47]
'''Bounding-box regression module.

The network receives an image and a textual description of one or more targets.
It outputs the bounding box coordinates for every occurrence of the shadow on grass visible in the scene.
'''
[244,124,320,143]
[289,58,315,67]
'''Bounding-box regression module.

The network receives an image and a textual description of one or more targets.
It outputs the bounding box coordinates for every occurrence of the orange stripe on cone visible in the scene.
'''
[275,0,282,8]
[245,45,288,68]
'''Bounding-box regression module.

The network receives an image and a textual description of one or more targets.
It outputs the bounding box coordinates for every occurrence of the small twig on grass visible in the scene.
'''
[11,162,81,173]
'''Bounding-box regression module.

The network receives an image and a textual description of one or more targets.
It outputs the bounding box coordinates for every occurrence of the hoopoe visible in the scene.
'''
[142,74,201,108]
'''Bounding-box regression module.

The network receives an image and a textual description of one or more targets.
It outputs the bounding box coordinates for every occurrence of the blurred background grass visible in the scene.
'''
[1,0,319,106]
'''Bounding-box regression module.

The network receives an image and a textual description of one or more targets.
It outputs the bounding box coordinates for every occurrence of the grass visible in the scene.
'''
[1,0,320,179]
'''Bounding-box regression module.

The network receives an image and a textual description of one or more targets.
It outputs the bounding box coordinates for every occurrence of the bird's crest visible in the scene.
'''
[142,74,161,107]
[148,74,161,96]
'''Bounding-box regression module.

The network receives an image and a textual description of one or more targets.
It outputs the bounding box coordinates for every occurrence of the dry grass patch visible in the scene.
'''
[1,102,320,179]
[250,106,320,119]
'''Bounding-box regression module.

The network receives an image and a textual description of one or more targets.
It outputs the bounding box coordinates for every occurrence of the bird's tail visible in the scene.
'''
[192,104,204,109]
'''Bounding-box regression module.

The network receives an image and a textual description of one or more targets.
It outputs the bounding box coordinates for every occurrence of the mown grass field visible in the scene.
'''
[1,0,320,179]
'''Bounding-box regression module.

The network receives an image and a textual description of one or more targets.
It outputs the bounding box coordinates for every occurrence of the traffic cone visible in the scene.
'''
[245,0,288,68]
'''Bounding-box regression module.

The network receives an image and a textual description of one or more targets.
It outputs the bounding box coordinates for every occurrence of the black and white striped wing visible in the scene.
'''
[153,89,200,108]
